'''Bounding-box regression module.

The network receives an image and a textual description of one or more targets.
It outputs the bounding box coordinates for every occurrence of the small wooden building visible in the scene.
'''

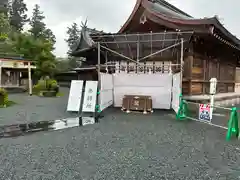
[72,0,240,96]
[0,57,36,90]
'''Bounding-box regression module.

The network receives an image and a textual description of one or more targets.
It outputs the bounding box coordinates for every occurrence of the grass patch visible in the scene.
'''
[0,100,17,108]
[56,92,64,97]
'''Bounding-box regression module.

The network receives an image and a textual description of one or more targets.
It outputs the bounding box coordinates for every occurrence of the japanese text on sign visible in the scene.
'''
[85,88,93,109]
[82,81,98,112]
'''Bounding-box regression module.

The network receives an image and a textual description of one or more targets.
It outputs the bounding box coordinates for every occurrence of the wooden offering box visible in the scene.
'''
[121,95,153,114]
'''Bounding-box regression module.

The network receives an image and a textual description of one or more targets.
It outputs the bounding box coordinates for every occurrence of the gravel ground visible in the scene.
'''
[0,89,240,179]
[0,108,240,179]
[0,87,74,126]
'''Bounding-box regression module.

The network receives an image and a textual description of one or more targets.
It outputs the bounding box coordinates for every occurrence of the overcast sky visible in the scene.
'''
[24,0,240,57]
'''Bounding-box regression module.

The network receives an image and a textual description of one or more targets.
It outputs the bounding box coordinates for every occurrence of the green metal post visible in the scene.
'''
[176,94,187,120]
[226,107,239,141]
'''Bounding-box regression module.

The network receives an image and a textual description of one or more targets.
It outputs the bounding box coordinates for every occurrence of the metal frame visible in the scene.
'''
[184,100,231,130]
[91,31,194,38]
[95,31,191,95]
[95,31,190,111]
[94,31,191,65]
[98,40,185,65]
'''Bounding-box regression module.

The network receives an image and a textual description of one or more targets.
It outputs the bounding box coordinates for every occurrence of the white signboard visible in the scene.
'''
[172,73,181,113]
[209,78,217,94]
[67,80,84,112]
[82,117,95,126]
[82,81,98,112]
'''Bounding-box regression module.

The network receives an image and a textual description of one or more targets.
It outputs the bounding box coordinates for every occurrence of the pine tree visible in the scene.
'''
[9,0,28,31]
[65,22,82,68]
[65,22,80,55]
[29,4,45,39]
[29,4,55,44]
[0,0,8,15]
[43,28,56,44]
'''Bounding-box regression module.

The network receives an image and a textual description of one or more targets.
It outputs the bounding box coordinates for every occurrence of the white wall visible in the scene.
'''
[113,73,173,109]
[99,73,114,111]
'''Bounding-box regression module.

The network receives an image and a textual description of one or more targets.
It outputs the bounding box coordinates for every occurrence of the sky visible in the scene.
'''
[24,0,240,57]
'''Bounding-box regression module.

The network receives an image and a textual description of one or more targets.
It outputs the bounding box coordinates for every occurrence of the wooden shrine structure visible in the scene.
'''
[0,55,36,94]
[71,0,240,96]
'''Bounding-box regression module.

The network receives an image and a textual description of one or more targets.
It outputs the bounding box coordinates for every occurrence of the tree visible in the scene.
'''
[55,57,70,72]
[29,4,45,39]
[0,0,8,15]
[0,13,14,55]
[9,0,28,31]
[0,12,10,39]
[43,28,56,44]
[29,4,55,45]
[65,22,81,69]
[0,3,57,78]
[65,22,80,55]
[10,32,56,77]
[27,4,57,77]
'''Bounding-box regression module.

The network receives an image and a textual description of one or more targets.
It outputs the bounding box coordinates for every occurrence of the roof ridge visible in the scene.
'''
[150,0,192,18]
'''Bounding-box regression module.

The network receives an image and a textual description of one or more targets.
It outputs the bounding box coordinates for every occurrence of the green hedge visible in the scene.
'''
[0,88,8,107]
[33,79,59,95]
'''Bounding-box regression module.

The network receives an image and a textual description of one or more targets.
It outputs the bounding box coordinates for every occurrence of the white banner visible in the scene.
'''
[113,73,172,109]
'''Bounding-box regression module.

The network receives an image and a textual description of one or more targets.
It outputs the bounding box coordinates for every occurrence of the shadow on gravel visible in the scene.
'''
[0,117,81,138]
[0,107,173,139]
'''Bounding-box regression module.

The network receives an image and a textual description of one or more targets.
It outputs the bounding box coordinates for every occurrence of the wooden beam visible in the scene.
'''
[189,55,193,95]
[28,62,32,95]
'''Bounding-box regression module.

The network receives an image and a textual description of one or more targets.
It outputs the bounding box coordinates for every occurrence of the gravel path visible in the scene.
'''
[0,87,74,126]
[0,107,240,179]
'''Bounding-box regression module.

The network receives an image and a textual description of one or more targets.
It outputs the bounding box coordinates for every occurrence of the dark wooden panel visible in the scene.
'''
[217,83,227,93]
[228,65,235,81]
[183,56,192,79]
[208,60,218,79]
[191,83,203,95]
[203,82,210,95]
[219,63,226,81]
[191,67,203,79]
[227,84,234,92]
[182,81,189,95]
[193,57,203,67]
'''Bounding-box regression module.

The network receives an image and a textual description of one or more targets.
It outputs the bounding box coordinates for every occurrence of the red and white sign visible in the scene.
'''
[199,104,211,121]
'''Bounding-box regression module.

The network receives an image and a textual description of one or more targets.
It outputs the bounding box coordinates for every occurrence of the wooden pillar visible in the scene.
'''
[203,59,207,94]
[136,34,140,73]
[189,55,193,95]
[180,38,184,94]
[97,42,100,78]
[28,62,32,95]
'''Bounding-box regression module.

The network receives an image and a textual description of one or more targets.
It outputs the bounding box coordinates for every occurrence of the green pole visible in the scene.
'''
[96,91,101,113]
[226,107,239,141]
[176,94,187,120]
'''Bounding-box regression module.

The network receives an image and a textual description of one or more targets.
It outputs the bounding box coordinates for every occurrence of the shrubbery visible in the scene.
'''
[33,79,59,95]
[0,88,8,107]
